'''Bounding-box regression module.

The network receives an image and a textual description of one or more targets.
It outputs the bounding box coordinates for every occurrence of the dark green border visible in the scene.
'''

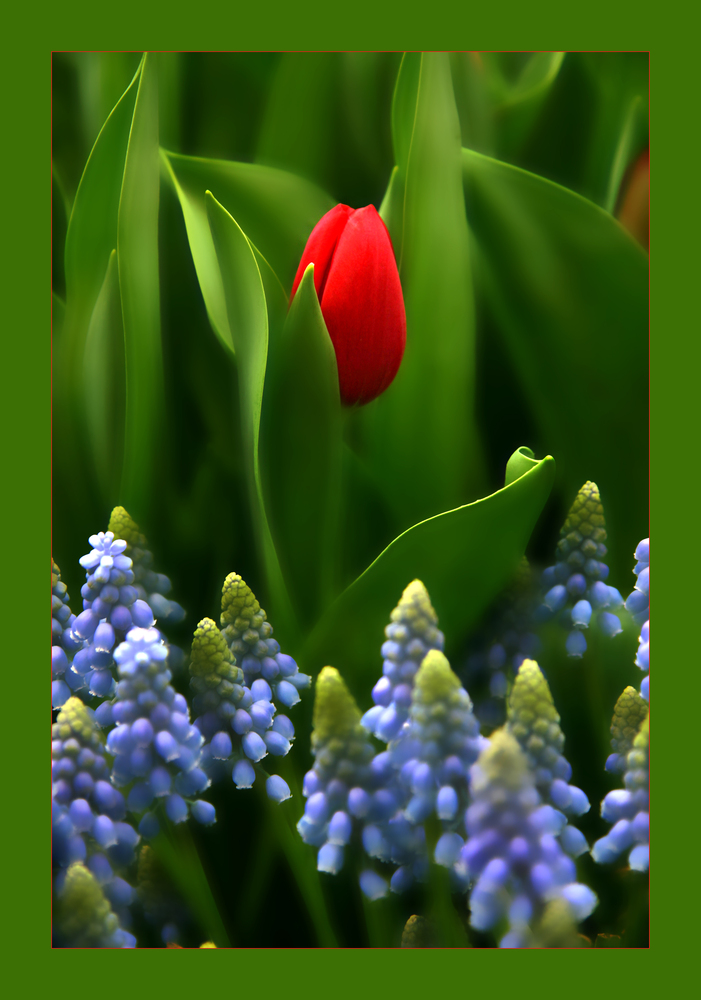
[7,0,682,991]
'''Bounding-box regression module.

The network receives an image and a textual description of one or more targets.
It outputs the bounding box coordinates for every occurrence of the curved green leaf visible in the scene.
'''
[462,148,648,579]
[302,451,555,701]
[162,150,334,333]
[55,62,140,496]
[205,191,295,641]
[118,52,165,520]
[261,264,342,627]
[504,446,536,486]
[366,52,484,530]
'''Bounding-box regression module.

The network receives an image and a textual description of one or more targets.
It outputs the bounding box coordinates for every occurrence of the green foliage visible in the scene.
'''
[303,449,554,700]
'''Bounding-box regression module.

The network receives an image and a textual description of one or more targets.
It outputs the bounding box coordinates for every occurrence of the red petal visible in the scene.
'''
[320,205,406,405]
[290,203,354,302]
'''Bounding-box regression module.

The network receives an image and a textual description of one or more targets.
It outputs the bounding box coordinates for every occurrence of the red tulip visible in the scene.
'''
[290,204,406,406]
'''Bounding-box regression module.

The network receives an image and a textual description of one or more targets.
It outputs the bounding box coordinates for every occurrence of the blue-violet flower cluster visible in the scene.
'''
[592,711,649,872]
[189,617,292,802]
[220,573,310,711]
[361,580,445,742]
[463,729,597,947]
[536,482,623,657]
[95,626,216,835]
[506,659,590,857]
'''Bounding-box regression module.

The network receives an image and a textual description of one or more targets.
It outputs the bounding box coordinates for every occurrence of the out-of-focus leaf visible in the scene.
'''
[369,52,483,531]
[514,52,648,210]
[162,150,334,332]
[52,292,65,339]
[605,95,646,214]
[493,52,565,158]
[55,59,141,521]
[117,53,166,522]
[70,52,143,157]
[205,191,295,641]
[52,165,70,299]
[83,250,125,505]
[302,451,555,701]
[261,264,342,627]
[256,53,339,193]
[463,148,648,581]
[450,52,494,157]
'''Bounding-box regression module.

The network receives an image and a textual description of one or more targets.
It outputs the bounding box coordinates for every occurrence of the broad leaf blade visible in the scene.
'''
[118,52,166,522]
[463,148,648,580]
[367,52,484,529]
[162,150,334,319]
[261,264,342,626]
[302,452,555,702]
[205,191,295,640]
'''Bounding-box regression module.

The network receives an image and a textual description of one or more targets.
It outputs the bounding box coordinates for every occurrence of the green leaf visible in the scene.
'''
[162,151,334,343]
[504,446,536,487]
[493,52,566,158]
[364,52,484,530]
[205,191,296,641]
[462,148,648,580]
[302,450,555,702]
[117,53,165,521]
[256,53,339,193]
[83,250,125,506]
[261,264,342,626]
[56,61,140,496]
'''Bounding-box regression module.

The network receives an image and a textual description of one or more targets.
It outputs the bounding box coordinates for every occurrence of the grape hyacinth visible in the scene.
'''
[220,572,310,712]
[297,667,378,877]
[108,506,186,630]
[361,580,445,743]
[592,712,649,872]
[625,539,649,701]
[52,698,139,914]
[464,558,541,705]
[605,686,649,775]
[95,626,215,836]
[67,531,155,699]
[462,729,597,948]
[52,560,84,707]
[379,650,488,894]
[53,863,136,948]
[506,660,590,857]
[536,482,623,657]
[189,617,292,801]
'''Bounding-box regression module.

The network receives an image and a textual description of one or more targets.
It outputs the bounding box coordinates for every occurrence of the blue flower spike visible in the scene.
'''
[220,573,310,711]
[108,507,186,630]
[537,482,623,657]
[298,667,376,877]
[592,711,649,872]
[605,686,648,775]
[507,659,590,855]
[625,538,649,700]
[383,649,488,892]
[189,617,292,793]
[105,627,215,830]
[52,697,140,917]
[52,560,83,706]
[361,579,445,742]
[53,862,136,948]
[463,729,598,948]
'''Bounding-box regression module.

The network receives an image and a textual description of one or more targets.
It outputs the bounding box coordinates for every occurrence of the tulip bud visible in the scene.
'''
[290,204,406,406]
